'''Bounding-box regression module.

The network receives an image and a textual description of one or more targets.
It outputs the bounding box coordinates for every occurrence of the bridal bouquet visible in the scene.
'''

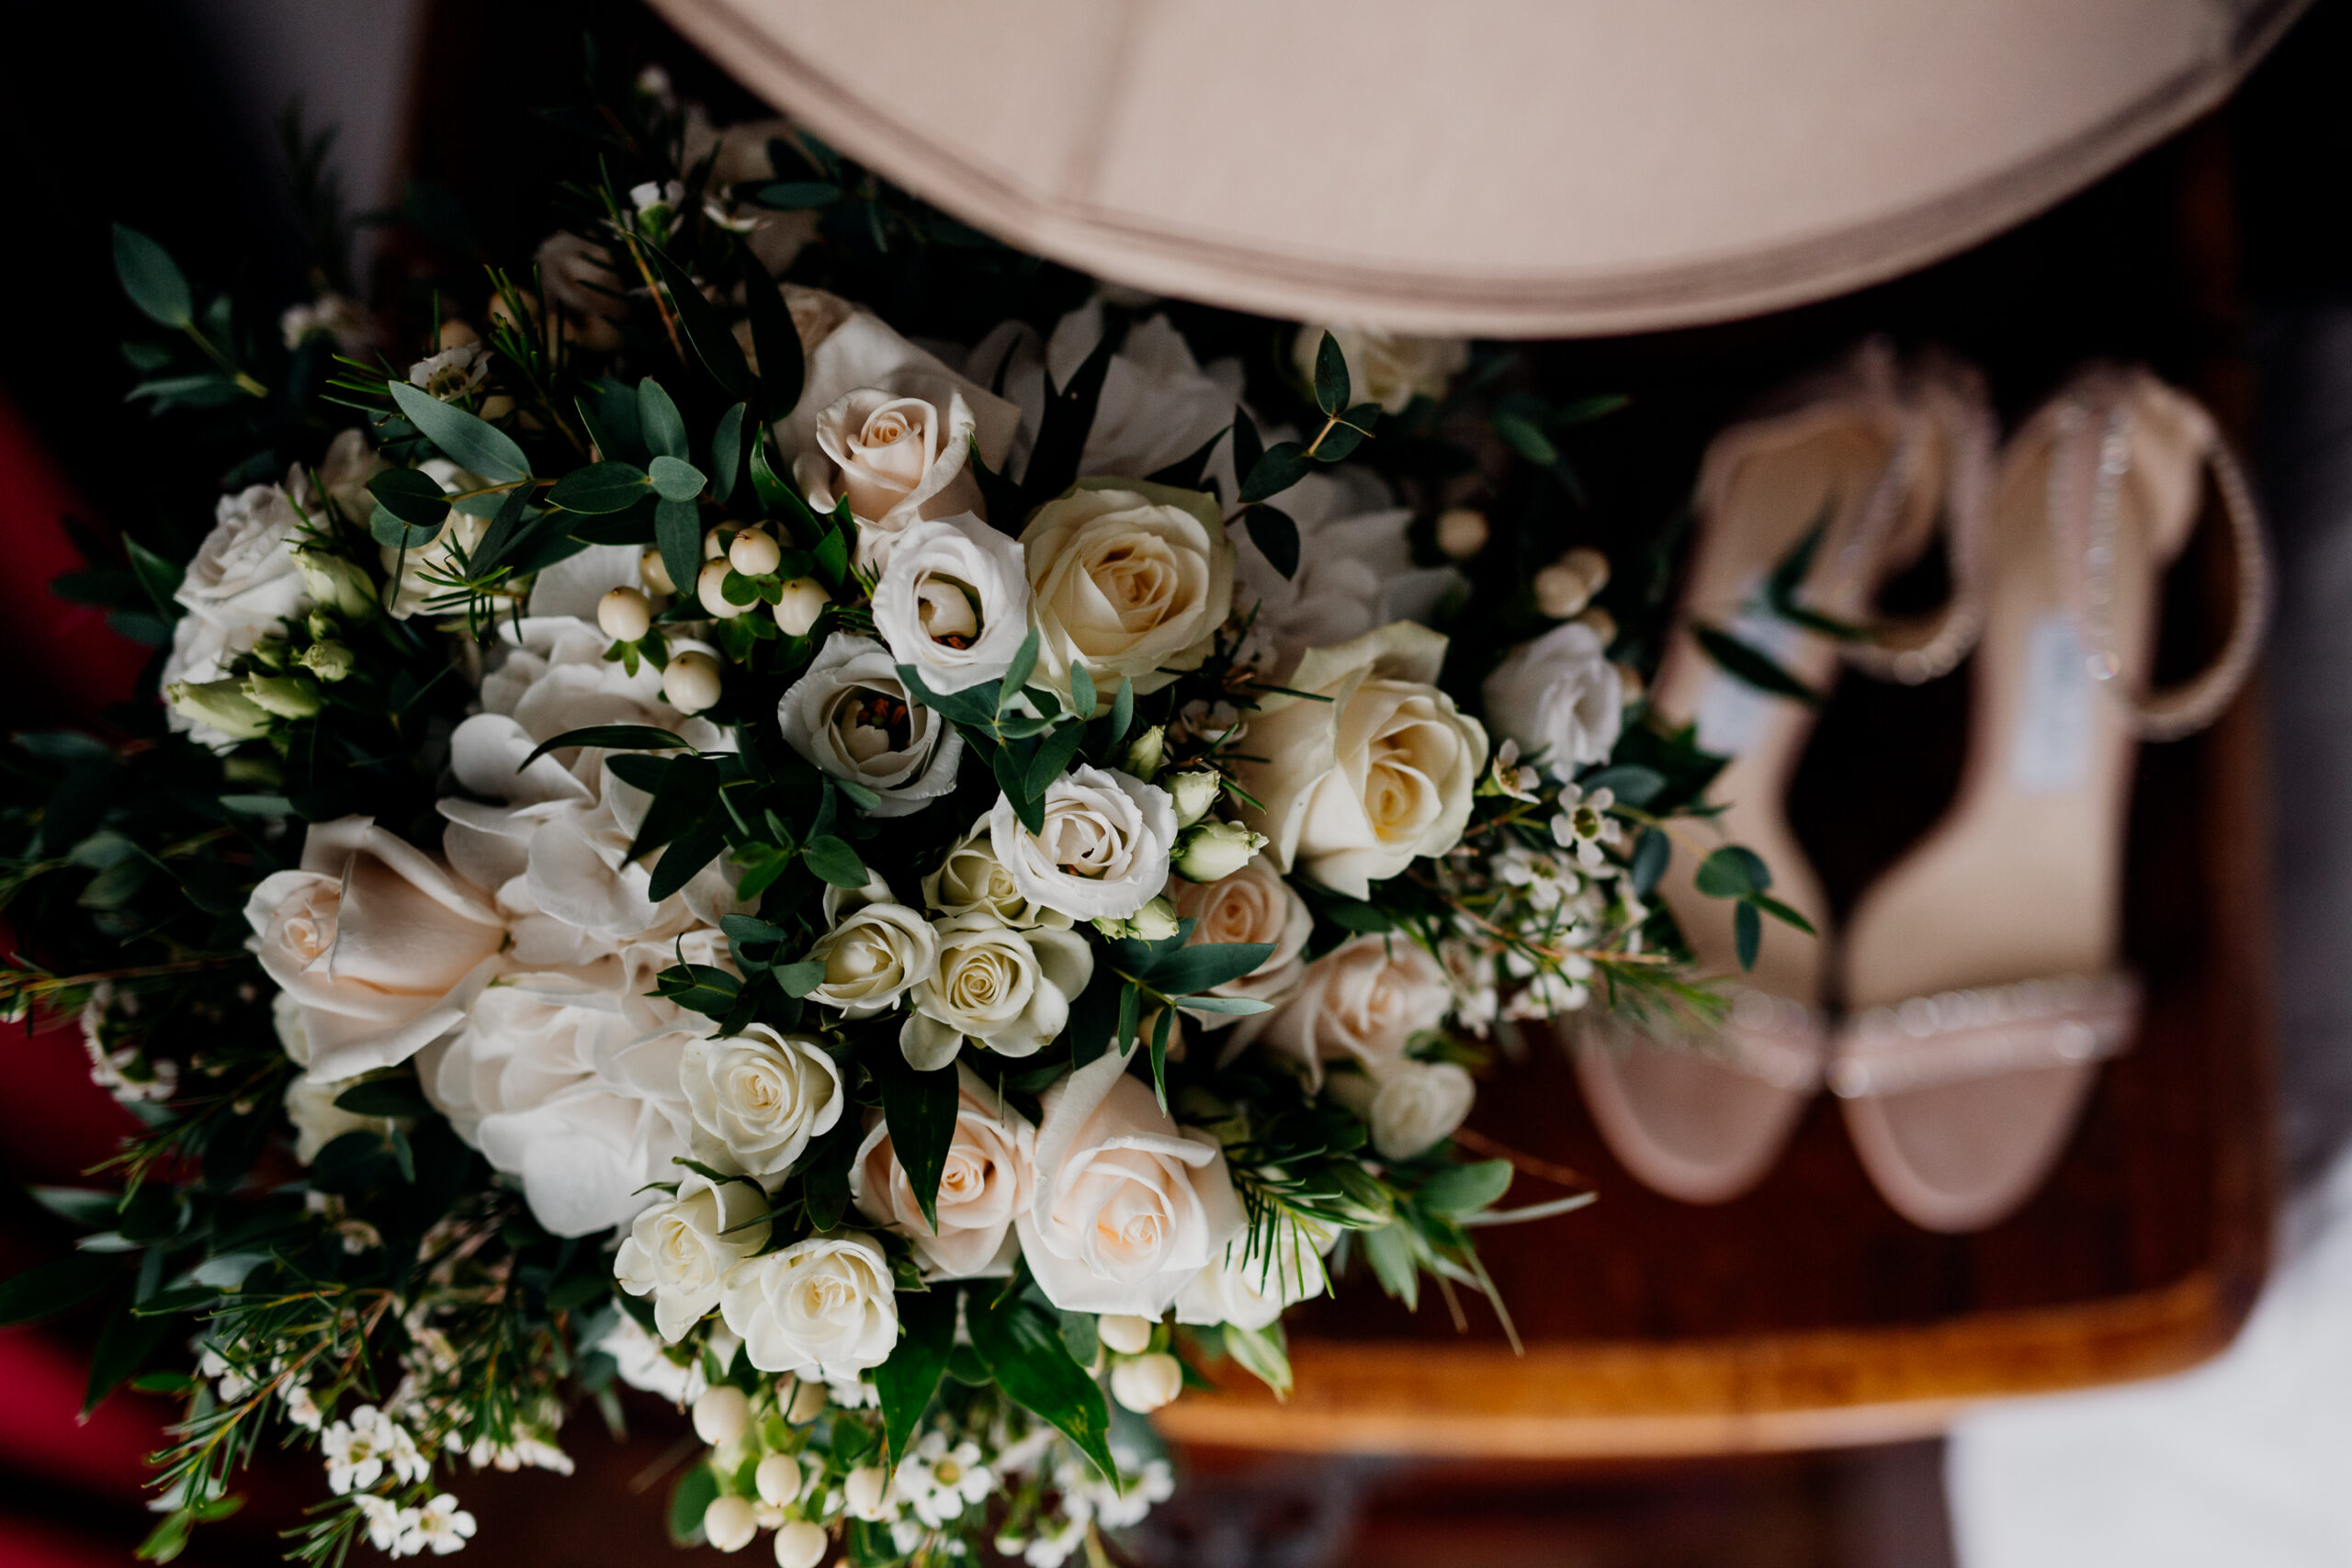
[1,66,1780,1568]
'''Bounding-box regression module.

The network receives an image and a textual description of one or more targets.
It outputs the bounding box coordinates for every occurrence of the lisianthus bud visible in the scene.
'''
[703,1495,758,1553]
[167,679,273,740]
[1174,819,1268,884]
[699,559,752,619]
[663,651,724,715]
[640,547,677,595]
[1121,725,1166,782]
[1166,770,1221,828]
[243,671,322,720]
[1109,1352,1183,1414]
[1098,1314,1154,1355]
[754,1453,803,1507]
[773,1520,827,1568]
[293,549,379,620]
[250,633,290,670]
[598,586,652,642]
[304,608,339,641]
[842,1465,894,1521]
[1128,897,1182,942]
[692,1385,751,1446]
[299,642,356,682]
[1436,506,1489,559]
[729,527,782,577]
[774,577,829,637]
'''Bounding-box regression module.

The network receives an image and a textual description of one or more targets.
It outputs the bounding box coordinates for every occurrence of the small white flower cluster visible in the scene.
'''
[354,1493,477,1559]
[322,1405,428,1495]
[77,983,177,1103]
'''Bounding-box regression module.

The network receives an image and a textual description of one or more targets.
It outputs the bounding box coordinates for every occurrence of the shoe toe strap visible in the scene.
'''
[1828,974,2139,1099]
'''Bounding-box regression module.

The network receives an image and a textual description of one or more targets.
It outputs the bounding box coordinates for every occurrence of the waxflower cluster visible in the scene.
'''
[15,65,1772,1568]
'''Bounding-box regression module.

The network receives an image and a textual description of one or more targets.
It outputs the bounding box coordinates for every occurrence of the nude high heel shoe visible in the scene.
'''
[1830,367,2267,1233]
[1574,344,1994,1204]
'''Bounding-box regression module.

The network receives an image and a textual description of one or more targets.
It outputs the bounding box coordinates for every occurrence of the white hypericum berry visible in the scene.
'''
[843,1464,895,1520]
[1097,1314,1154,1355]
[692,1385,751,1446]
[663,651,724,714]
[754,1452,803,1506]
[598,587,652,642]
[1109,1352,1183,1414]
[1436,506,1489,559]
[786,1378,830,1425]
[773,1520,828,1568]
[704,1494,759,1552]
[699,559,753,618]
[774,577,830,637]
[640,547,677,595]
[729,527,782,577]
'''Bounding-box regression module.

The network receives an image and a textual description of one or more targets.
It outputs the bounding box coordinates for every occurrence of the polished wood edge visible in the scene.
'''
[1155,1268,2252,1458]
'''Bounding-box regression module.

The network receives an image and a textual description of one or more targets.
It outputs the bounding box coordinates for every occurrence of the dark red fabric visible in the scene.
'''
[0,388,147,727]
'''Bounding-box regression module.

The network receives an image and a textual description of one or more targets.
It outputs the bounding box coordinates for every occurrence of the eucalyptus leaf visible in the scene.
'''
[546,462,650,514]
[113,225,191,327]
[388,381,529,483]
[639,378,690,461]
[649,455,707,502]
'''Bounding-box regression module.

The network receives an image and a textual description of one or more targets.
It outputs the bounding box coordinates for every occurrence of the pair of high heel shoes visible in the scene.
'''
[1576,346,2268,1232]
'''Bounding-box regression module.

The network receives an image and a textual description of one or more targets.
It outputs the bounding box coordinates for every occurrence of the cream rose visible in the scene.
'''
[1482,622,1624,775]
[419,953,706,1235]
[804,886,938,1019]
[163,477,314,741]
[1230,622,1487,898]
[987,765,1176,922]
[901,915,1094,1069]
[1171,854,1313,1032]
[850,1066,1034,1279]
[615,1174,771,1341]
[777,634,964,818]
[922,824,1070,930]
[380,458,493,619]
[969,303,1245,485]
[1230,468,1461,682]
[718,1232,899,1377]
[680,1024,845,1179]
[1019,479,1233,705]
[284,1073,398,1166]
[869,515,1031,694]
[245,817,506,1082]
[1016,1050,1245,1316]
[1173,1213,1333,1331]
[1292,324,1469,415]
[795,389,982,570]
[1244,934,1451,1089]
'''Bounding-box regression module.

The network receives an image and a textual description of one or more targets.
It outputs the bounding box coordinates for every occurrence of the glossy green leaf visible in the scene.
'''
[966,1293,1117,1481]
[876,1051,960,1231]
[875,1286,958,1467]
[518,726,693,771]
[0,1254,118,1326]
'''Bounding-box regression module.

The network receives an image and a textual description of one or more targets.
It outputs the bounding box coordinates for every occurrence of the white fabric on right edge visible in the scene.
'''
[1948,1144,2352,1568]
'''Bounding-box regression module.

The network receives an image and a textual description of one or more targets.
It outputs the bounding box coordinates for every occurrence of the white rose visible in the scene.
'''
[1019,479,1233,705]
[1245,934,1451,1089]
[1229,468,1461,681]
[850,1066,1034,1279]
[1482,622,1625,776]
[244,817,506,1082]
[921,824,1070,930]
[1230,622,1487,898]
[418,951,707,1235]
[615,1173,771,1341]
[794,389,982,570]
[805,888,938,1019]
[380,459,492,619]
[1293,324,1469,415]
[596,1314,712,1405]
[1173,1213,1333,1331]
[284,1073,398,1165]
[1016,1049,1245,1317]
[718,1232,899,1377]
[1363,1059,1476,1160]
[163,479,313,741]
[987,765,1176,922]
[776,634,964,818]
[869,515,1031,694]
[968,303,1244,486]
[901,915,1094,1069]
[439,617,743,967]
[318,428,388,529]
[680,1024,845,1179]
[1170,854,1312,1031]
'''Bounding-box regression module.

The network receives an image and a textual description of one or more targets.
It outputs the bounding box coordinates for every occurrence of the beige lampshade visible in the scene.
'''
[649,0,2306,338]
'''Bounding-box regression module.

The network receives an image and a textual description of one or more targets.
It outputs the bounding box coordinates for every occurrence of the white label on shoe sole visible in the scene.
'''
[2010,614,2096,795]
[1692,604,1804,759]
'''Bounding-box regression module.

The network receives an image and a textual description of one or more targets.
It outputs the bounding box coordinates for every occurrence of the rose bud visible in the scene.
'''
[243,671,322,720]
[774,577,831,637]
[167,679,273,741]
[299,641,356,682]
[702,1495,758,1553]
[1109,1352,1184,1414]
[692,1385,751,1446]
[1120,724,1166,782]
[754,1453,803,1507]
[1436,506,1489,559]
[640,547,677,595]
[698,559,752,618]
[1166,769,1221,828]
[1098,1314,1155,1355]
[293,549,379,621]
[1174,819,1268,884]
[729,527,783,577]
[662,651,724,715]
[773,1521,828,1568]
[598,586,652,642]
